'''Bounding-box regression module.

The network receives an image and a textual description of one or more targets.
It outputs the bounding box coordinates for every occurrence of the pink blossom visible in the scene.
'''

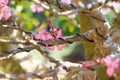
[0,0,8,8]
[82,61,95,67]
[33,20,65,51]
[31,3,44,13]
[102,56,120,77]
[0,0,11,20]
[57,44,65,50]
[2,6,12,20]
[101,8,111,15]
[0,6,12,20]
[46,46,55,50]
[33,28,51,41]
[61,0,71,4]
[48,20,65,50]
[48,20,62,38]
[54,28,62,38]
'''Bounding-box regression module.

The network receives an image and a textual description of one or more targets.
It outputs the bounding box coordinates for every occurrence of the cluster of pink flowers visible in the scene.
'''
[30,3,44,13]
[102,56,120,77]
[81,56,120,77]
[0,0,12,20]
[33,20,65,50]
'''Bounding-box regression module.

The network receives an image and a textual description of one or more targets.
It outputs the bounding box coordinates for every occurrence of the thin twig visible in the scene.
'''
[0,39,28,44]
[0,46,35,60]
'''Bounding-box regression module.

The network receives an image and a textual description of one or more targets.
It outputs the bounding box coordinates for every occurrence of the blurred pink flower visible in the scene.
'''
[0,6,12,20]
[82,61,95,67]
[101,8,111,15]
[33,28,51,41]
[0,0,11,20]
[48,20,65,50]
[48,20,62,38]
[61,0,71,4]
[102,56,120,77]
[31,3,44,13]
[46,46,55,50]
[102,1,120,14]
[33,22,65,50]
[0,0,8,8]
[57,44,65,50]
[50,28,62,38]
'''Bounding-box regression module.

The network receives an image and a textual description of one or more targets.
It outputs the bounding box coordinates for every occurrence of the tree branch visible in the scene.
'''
[39,0,105,10]
[0,39,28,44]
[40,0,78,10]
[0,46,35,60]
[0,31,94,46]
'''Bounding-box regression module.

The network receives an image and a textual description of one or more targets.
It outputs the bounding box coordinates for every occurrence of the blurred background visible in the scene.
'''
[0,0,120,80]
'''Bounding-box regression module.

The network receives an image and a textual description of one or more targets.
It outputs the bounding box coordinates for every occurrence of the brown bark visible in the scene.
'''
[78,13,95,60]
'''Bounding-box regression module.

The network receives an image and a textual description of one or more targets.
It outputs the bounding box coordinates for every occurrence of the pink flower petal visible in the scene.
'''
[61,0,71,4]
[0,0,8,8]
[114,58,120,64]
[113,58,120,69]
[82,61,94,67]
[30,3,36,12]
[101,8,111,15]
[47,46,55,50]
[31,3,44,13]
[107,67,114,77]
[36,7,44,13]
[102,56,112,67]
[33,34,40,40]
[55,28,62,38]
[57,45,63,51]
[2,6,12,20]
